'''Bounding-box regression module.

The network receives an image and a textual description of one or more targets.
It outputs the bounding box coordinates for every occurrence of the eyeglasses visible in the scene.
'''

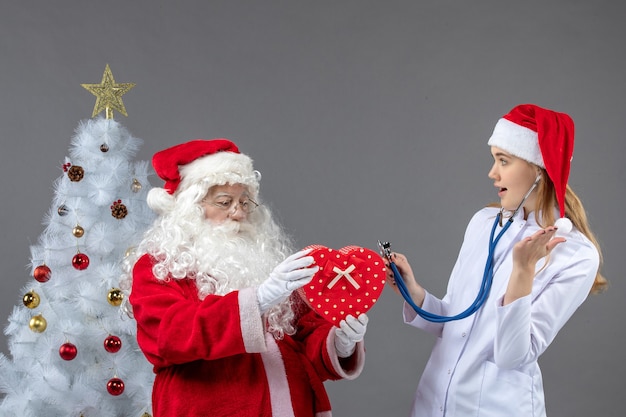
[202,196,259,214]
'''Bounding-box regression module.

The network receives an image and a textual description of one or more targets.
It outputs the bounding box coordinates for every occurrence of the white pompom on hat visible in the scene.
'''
[488,104,575,233]
[148,139,260,213]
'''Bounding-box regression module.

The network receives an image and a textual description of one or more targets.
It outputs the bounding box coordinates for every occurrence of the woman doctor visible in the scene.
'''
[386,104,607,417]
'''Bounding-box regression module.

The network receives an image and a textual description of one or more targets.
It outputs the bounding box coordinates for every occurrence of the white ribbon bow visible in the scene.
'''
[327,264,360,290]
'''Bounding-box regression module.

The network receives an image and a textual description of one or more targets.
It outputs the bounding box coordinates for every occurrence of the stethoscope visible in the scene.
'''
[378,174,541,323]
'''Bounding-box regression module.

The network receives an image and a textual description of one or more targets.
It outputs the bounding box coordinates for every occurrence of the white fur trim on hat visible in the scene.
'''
[147,187,176,215]
[177,151,260,195]
[488,118,545,167]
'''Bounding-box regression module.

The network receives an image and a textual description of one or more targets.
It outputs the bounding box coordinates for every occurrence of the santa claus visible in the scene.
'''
[122,139,368,417]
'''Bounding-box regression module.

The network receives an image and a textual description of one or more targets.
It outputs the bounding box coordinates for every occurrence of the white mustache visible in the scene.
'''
[211,220,254,235]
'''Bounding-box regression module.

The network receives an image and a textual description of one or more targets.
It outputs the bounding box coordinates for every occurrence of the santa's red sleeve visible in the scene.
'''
[294,303,366,382]
[129,254,267,369]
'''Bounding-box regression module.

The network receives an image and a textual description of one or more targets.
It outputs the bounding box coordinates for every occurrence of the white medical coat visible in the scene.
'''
[404,207,599,417]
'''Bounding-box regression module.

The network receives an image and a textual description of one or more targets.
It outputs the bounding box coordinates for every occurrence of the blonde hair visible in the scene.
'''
[531,169,607,294]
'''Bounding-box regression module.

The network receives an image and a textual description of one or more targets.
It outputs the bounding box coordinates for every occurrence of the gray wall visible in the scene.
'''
[1,1,623,416]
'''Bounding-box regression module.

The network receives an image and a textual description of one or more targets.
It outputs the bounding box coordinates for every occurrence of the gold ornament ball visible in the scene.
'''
[124,246,136,258]
[23,291,41,309]
[29,314,47,333]
[131,178,142,193]
[107,288,124,306]
[73,225,85,238]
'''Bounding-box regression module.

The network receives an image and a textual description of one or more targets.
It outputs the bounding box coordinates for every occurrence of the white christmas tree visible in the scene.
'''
[0,65,156,417]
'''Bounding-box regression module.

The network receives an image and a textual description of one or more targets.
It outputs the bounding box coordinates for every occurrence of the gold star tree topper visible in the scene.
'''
[81,64,135,119]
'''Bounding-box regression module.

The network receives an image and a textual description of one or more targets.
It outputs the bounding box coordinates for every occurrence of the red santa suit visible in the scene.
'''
[130,254,365,417]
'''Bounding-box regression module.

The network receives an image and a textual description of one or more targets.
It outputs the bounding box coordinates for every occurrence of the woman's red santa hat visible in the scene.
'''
[488,103,575,233]
[148,139,260,213]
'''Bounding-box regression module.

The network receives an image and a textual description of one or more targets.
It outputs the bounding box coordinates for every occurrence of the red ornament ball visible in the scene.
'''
[72,253,90,270]
[104,335,122,353]
[107,377,125,396]
[33,265,51,283]
[59,342,78,360]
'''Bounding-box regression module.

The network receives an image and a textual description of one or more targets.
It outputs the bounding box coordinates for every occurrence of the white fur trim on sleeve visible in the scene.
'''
[327,330,365,380]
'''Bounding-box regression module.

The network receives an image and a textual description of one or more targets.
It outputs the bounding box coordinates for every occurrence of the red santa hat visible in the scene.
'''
[148,139,260,213]
[487,104,575,233]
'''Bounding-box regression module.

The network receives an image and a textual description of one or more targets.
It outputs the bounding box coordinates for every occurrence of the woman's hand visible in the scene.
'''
[512,226,564,268]
[504,226,566,305]
[384,252,426,307]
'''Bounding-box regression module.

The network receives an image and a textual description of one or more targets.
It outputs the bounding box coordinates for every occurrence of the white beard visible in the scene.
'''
[131,205,298,337]
[192,219,285,299]
[189,218,298,338]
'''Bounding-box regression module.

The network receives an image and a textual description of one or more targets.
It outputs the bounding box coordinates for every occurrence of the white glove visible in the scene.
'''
[257,249,318,313]
[334,313,368,358]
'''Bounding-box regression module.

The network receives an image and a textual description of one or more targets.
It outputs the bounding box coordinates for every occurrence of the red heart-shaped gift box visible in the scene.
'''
[297,245,386,325]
